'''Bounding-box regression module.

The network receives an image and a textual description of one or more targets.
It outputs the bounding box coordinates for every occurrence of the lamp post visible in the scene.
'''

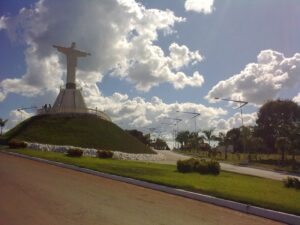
[176,110,201,151]
[163,117,182,149]
[17,106,37,121]
[214,97,249,162]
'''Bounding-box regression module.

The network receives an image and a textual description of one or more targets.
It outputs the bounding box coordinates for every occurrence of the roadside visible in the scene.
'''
[0,152,285,225]
[3,148,300,217]
[153,150,300,181]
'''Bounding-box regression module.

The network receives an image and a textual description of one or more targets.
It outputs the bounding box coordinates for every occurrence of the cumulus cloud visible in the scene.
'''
[0,0,205,101]
[293,93,300,104]
[5,109,34,132]
[0,48,62,100]
[79,83,226,133]
[185,0,215,14]
[205,112,257,137]
[206,50,300,106]
[0,16,8,30]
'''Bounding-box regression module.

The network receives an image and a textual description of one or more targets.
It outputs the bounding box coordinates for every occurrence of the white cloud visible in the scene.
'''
[185,0,215,14]
[0,0,205,101]
[79,84,226,133]
[169,43,203,70]
[0,47,63,101]
[206,50,300,106]
[293,93,300,104]
[213,112,257,134]
[0,16,8,30]
[5,109,34,132]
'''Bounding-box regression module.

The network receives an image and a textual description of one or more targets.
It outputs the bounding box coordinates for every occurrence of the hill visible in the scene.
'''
[3,114,155,154]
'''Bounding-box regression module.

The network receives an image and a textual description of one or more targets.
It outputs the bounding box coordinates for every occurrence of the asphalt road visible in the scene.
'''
[0,153,284,225]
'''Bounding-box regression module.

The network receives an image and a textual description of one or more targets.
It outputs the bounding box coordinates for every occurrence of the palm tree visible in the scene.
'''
[175,131,190,149]
[201,128,217,146]
[216,132,230,160]
[0,118,8,135]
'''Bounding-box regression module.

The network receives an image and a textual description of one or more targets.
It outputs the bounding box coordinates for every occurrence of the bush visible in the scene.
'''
[8,139,27,149]
[97,150,114,158]
[66,148,83,157]
[206,160,221,175]
[177,158,198,173]
[194,160,208,174]
[177,158,220,175]
[283,177,300,189]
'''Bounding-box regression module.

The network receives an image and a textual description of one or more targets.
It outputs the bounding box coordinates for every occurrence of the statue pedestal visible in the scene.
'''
[51,88,88,113]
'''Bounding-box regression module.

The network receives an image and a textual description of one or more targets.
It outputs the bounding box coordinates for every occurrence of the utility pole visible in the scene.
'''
[163,118,182,150]
[176,110,201,151]
[213,97,249,162]
[17,106,37,121]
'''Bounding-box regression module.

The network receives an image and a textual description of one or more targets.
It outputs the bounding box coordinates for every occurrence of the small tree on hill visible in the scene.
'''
[0,118,8,135]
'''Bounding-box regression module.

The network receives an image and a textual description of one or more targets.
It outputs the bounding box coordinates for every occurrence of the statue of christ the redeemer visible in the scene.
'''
[53,42,91,89]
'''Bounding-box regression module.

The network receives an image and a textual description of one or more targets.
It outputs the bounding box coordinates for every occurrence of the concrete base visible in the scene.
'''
[52,88,87,113]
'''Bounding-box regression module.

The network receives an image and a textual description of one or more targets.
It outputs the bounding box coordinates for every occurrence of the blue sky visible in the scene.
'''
[0,0,300,136]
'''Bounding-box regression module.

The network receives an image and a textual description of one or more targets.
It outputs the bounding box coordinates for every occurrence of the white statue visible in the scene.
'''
[53,42,91,89]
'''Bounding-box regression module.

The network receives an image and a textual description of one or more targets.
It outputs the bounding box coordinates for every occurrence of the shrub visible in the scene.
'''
[177,158,198,173]
[177,158,220,175]
[206,160,220,175]
[283,177,300,189]
[194,160,209,174]
[8,139,27,149]
[66,148,83,157]
[97,150,114,159]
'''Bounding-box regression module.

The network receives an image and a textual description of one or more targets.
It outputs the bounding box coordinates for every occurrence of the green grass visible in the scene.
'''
[3,114,154,154]
[9,148,300,216]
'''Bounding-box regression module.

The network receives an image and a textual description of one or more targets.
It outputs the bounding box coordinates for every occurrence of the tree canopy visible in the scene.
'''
[255,99,300,151]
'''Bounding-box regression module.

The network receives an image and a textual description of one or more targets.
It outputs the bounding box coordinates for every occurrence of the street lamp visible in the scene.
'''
[176,110,201,134]
[17,106,37,121]
[176,110,201,151]
[163,117,182,149]
[214,97,249,162]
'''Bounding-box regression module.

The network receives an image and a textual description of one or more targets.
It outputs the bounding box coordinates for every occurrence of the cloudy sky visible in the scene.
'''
[0,0,300,142]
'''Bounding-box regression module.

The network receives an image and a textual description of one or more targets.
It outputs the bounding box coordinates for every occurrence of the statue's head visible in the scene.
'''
[71,42,76,48]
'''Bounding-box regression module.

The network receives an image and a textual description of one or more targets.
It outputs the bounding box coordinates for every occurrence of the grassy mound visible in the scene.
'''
[3,114,154,154]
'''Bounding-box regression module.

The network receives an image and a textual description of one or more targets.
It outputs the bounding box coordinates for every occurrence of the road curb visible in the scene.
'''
[2,151,300,225]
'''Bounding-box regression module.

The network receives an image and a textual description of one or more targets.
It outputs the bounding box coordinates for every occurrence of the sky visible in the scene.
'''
[0,0,300,144]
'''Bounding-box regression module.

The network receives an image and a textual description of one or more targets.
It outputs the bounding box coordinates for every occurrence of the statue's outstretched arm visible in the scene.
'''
[76,50,91,57]
[53,45,68,52]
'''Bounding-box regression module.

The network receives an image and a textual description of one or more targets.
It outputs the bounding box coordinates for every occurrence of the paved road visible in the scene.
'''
[154,150,300,181]
[0,153,284,225]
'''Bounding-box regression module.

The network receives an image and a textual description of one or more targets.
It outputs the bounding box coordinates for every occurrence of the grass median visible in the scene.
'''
[8,149,300,215]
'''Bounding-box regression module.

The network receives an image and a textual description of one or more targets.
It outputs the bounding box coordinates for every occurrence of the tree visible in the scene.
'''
[216,132,230,160]
[288,122,300,164]
[226,128,242,152]
[152,138,169,150]
[187,132,204,151]
[0,118,8,135]
[275,137,291,163]
[247,137,264,153]
[126,129,150,145]
[175,131,190,149]
[201,128,217,146]
[255,99,300,151]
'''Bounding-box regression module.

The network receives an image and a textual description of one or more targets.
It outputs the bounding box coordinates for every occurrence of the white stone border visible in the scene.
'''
[25,142,165,161]
[2,150,300,225]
